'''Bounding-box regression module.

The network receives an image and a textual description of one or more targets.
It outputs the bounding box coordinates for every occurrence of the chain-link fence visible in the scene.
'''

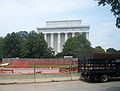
[0,58,80,84]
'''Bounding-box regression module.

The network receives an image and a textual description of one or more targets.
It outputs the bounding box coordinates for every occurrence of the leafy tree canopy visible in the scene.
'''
[106,48,118,53]
[21,31,55,58]
[0,37,3,57]
[17,31,28,40]
[0,31,55,58]
[96,0,120,28]
[62,34,94,58]
[2,32,21,58]
[94,46,105,53]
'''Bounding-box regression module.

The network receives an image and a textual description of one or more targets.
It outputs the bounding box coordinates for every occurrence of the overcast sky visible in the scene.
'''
[0,0,120,50]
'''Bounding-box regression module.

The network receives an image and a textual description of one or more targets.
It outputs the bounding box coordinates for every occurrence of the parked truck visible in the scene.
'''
[78,53,120,82]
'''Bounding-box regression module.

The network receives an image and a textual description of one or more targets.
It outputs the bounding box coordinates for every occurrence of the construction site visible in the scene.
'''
[0,58,79,84]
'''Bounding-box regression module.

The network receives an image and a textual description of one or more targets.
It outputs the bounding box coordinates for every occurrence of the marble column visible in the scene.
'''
[51,33,54,48]
[72,33,75,37]
[44,33,47,41]
[65,33,68,42]
[57,33,61,53]
[86,32,89,40]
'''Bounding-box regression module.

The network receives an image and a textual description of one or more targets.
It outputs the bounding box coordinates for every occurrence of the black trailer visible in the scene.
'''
[78,53,120,82]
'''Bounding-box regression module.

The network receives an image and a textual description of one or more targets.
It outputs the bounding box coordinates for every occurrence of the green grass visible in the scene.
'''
[30,65,62,68]
[59,65,78,69]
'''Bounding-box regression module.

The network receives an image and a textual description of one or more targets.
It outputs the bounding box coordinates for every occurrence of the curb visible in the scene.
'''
[0,79,80,85]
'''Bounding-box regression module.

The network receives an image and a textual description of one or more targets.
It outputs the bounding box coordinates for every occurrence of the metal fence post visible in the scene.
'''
[70,65,72,80]
[34,60,36,83]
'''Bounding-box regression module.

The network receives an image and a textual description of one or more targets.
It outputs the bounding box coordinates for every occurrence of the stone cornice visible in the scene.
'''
[37,26,90,30]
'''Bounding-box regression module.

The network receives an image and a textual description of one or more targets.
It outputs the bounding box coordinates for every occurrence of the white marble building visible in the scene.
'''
[37,20,90,53]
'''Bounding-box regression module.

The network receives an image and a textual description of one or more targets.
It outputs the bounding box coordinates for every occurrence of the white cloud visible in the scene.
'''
[0,0,96,17]
[29,0,96,14]
[90,22,120,50]
[0,0,96,36]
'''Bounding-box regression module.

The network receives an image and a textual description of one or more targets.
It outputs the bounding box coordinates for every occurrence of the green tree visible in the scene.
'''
[96,0,120,28]
[17,31,28,41]
[0,37,3,57]
[62,34,94,58]
[21,31,54,58]
[44,47,55,58]
[2,32,21,58]
[56,52,64,58]
[118,50,120,53]
[106,48,118,53]
[94,46,105,53]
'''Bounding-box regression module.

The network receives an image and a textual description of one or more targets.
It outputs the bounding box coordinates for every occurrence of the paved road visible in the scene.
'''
[0,80,120,91]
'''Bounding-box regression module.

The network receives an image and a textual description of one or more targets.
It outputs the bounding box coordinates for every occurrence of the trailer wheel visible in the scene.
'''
[100,75,108,82]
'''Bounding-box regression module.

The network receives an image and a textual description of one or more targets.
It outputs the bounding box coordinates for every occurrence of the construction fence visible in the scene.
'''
[0,58,80,84]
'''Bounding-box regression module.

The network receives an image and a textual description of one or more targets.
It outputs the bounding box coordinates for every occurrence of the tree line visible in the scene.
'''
[0,31,54,58]
[0,31,120,58]
[57,34,120,58]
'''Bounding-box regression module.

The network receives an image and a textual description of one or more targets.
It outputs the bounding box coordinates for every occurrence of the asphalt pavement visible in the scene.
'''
[0,80,120,91]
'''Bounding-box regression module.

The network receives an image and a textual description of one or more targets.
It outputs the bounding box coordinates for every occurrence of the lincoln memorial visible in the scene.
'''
[37,20,90,53]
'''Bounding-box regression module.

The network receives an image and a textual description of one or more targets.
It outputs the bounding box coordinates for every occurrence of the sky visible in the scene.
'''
[0,0,120,50]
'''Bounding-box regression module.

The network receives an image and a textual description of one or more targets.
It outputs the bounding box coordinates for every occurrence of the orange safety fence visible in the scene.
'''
[2,58,78,68]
